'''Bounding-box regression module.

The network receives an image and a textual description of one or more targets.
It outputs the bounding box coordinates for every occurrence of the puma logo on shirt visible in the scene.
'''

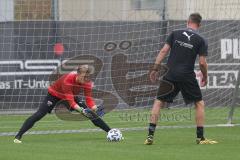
[183,32,194,41]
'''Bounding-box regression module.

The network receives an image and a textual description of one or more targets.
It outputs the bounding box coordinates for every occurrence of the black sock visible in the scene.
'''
[196,126,204,139]
[91,118,111,132]
[148,123,156,136]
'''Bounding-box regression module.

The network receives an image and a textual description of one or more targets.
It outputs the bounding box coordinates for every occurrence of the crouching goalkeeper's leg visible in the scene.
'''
[76,99,111,133]
[91,118,111,132]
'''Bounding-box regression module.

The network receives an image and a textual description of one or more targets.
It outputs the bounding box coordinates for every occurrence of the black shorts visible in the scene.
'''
[38,93,61,114]
[38,93,84,114]
[157,77,202,104]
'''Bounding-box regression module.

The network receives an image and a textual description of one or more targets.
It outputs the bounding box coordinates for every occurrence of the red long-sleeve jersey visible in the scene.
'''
[48,72,95,109]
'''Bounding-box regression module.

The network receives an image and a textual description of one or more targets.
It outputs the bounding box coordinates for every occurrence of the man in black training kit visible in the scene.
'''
[144,13,218,145]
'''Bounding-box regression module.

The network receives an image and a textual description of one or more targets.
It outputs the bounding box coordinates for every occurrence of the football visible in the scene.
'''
[107,128,123,142]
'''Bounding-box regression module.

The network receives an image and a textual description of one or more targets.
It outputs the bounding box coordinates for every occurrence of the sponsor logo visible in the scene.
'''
[195,69,239,89]
[0,59,94,76]
[175,40,193,49]
[221,39,240,59]
[47,101,53,106]
[182,31,194,41]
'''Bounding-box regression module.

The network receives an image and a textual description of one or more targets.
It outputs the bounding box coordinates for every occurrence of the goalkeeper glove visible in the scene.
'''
[74,104,93,119]
[74,104,84,112]
[82,108,94,119]
[95,105,105,117]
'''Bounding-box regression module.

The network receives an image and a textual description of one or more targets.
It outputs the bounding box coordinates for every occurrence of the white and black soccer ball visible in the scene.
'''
[107,128,123,142]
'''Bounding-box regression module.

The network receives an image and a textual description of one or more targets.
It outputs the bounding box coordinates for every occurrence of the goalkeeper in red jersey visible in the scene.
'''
[14,65,110,143]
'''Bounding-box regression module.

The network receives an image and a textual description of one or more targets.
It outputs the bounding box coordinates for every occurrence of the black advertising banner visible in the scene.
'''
[0,21,239,111]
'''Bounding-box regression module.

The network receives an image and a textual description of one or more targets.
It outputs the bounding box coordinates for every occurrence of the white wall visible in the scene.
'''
[167,0,240,20]
[58,0,240,21]
[58,0,162,21]
[0,0,14,22]
[1,0,238,21]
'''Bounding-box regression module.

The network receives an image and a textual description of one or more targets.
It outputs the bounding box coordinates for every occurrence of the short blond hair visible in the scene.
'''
[77,64,94,74]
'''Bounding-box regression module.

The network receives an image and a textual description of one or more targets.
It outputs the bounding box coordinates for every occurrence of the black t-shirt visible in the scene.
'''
[165,28,208,81]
